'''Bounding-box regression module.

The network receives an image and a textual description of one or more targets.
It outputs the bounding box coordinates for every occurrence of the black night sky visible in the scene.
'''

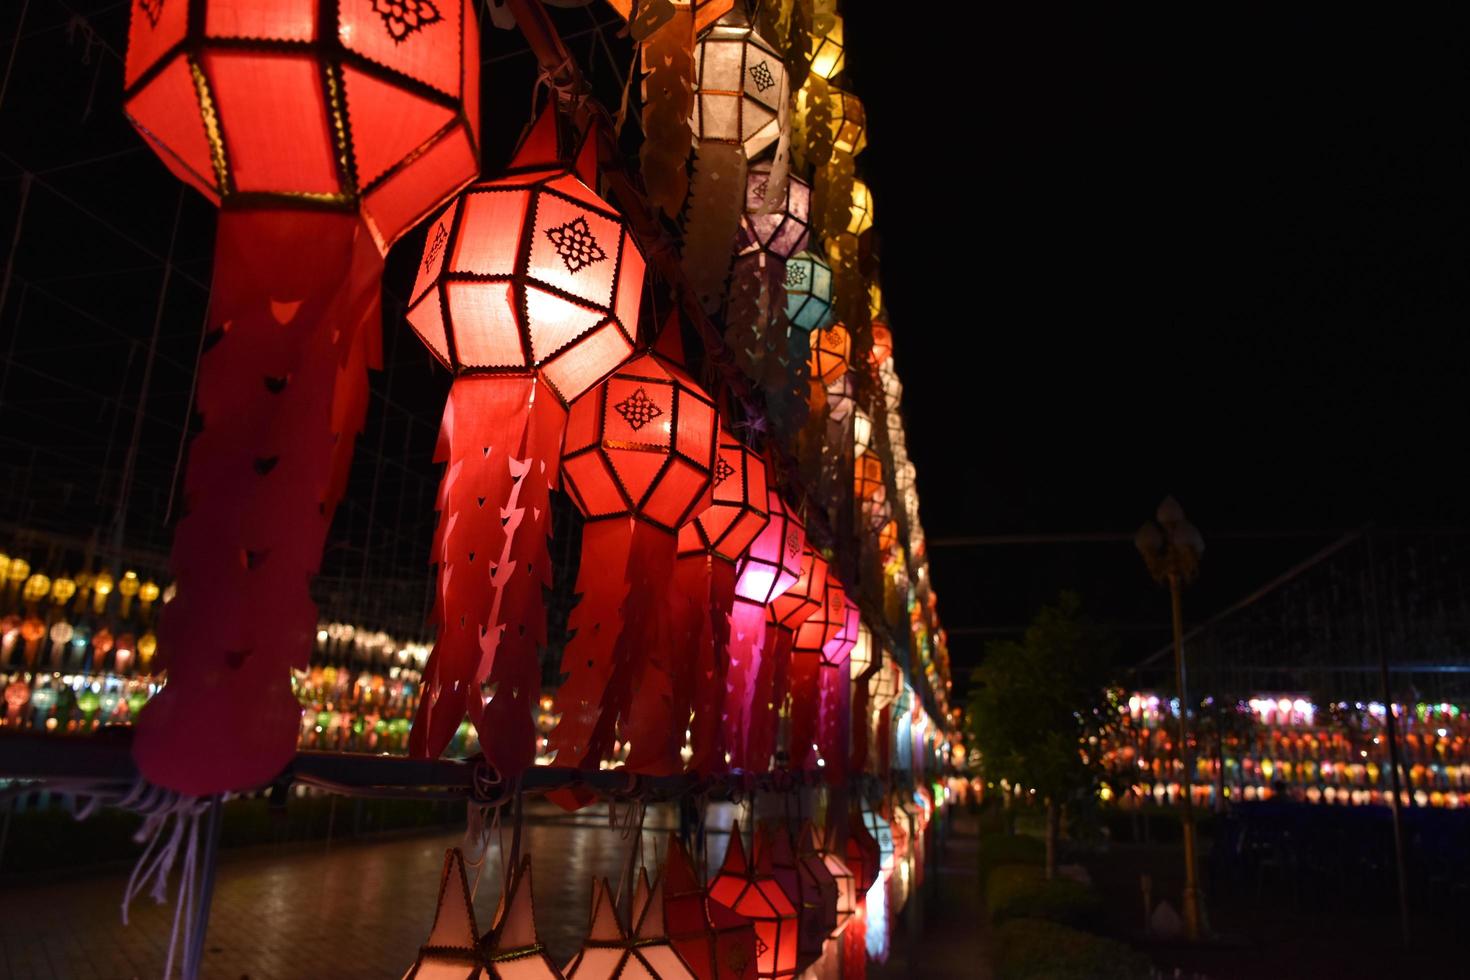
[3,6,1469,691]
[845,9,1470,682]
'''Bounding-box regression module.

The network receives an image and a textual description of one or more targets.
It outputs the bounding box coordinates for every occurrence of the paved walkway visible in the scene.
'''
[0,805,684,979]
[871,811,989,979]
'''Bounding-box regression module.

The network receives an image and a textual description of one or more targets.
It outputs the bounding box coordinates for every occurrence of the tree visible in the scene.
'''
[966,592,1117,879]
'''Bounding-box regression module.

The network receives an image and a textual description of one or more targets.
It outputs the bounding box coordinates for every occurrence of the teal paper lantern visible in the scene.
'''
[784,250,834,333]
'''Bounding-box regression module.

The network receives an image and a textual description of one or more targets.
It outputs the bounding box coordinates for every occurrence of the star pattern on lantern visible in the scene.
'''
[373,0,443,41]
[713,457,736,487]
[784,262,807,289]
[423,223,447,272]
[545,215,608,274]
[614,387,664,431]
[751,177,769,202]
[138,0,163,28]
[748,60,776,93]
[786,528,801,558]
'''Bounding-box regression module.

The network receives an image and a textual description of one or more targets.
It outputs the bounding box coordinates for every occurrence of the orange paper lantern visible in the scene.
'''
[708,826,800,980]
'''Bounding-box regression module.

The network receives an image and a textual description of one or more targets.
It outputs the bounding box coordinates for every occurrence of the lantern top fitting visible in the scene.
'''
[407,109,646,406]
[124,0,482,253]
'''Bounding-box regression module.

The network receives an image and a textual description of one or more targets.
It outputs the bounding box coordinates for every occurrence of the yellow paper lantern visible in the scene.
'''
[22,574,51,604]
[809,16,845,81]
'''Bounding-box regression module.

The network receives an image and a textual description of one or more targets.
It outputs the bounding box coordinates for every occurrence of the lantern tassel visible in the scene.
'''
[615,521,681,775]
[749,620,795,771]
[688,554,738,775]
[787,649,822,771]
[546,519,633,770]
[133,210,380,795]
[665,551,712,771]
[720,599,769,771]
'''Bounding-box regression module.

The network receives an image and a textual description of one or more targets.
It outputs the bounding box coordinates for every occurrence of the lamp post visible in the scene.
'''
[1135,496,1205,941]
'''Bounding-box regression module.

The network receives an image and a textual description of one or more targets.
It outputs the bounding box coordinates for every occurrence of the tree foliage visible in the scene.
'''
[965,592,1117,807]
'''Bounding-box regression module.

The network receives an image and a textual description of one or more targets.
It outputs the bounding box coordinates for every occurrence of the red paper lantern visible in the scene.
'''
[754,546,827,771]
[788,578,844,767]
[550,328,718,775]
[565,872,698,979]
[675,433,771,774]
[664,833,759,980]
[708,825,800,980]
[406,107,645,772]
[722,494,806,771]
[125,0,481,794]
[766,825,837,965]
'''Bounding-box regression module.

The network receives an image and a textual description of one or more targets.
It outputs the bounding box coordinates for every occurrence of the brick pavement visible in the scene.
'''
[0,805,682,980]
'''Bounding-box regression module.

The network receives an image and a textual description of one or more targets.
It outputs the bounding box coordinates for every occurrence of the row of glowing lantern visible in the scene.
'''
[1113,723,1468,771]
[1103,779,1469,810]
[403,797,936,980]
[1124,691,1467,734]
[115,0,950,795]
[0,556,164,622]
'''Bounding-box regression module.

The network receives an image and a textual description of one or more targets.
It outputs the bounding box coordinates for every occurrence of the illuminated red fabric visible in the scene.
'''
[868,324,892,368]
[123,1,479,794]
[408,109,645,773]
[722,494,804,770]
[133,210,380,795]
[708,826,800,980]
[751,549,826,771]
[551,342,717,776]
[664,833,758,980]
[789,578,846,771]
[840,907,866,980]
[819,596,859,787]
[124,0,481,253]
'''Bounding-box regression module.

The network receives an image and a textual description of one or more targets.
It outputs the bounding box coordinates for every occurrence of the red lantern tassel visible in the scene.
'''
[546,519,632,770]
[787,649,822,771]
[748,620,796,771]
[689,554,738,775]
[666,549,712,769]
[616,522,681,774]
[841,904,867,980]
[134,211,380,796]
[475,380,563,777]
[413,376,563,773]
[819,657,852,786]
[721,599,769,771]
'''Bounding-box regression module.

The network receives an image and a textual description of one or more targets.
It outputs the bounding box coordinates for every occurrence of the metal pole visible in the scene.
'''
[1366,530,1411,945]
[183,795,224,980]
[1170,571,1202,941]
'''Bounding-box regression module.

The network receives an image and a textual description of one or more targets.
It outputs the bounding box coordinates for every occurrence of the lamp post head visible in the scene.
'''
[1138,497,1204,586]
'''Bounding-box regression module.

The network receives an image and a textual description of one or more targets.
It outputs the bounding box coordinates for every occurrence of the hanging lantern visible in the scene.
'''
[565,873,697,979]
[726,164,812,384]
[125,0,481,795]
[21,574,51,606]
[766,826,836,965]
[783,252,834,335]
[807,324,849,389]
[818,593,859,785]
[869,324,892,369]
[854,455,885,506]
[811,825,857,937]
[606,1,736,38]
[550,326,718,776]
[750,543,827,771]
[848,624,879,775]
[663,833,758,980]
[405,107,645,774]
[808,16,845,81]
[683,11,789,312]
[787,577,847,771]
[721,492,804,770]
[708,826,800,980]
[676,432,770,775]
